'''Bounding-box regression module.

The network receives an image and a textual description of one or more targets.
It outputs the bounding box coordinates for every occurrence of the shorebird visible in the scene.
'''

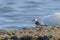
[33,18,47,27]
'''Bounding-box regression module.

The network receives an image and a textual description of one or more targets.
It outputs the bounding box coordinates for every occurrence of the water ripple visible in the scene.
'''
[0,0,60,30]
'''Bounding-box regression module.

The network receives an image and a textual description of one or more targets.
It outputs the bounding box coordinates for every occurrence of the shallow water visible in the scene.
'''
[0,0,60,30]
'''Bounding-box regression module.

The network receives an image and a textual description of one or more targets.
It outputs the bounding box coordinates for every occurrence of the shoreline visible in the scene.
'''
[0,26,60,40]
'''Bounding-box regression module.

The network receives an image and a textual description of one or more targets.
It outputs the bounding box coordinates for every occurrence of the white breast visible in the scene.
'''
[42,13,60,26]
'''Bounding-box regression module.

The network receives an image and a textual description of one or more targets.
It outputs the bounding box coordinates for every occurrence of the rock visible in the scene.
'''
[6,32,11,36]
[43,36,50,40]
[1,37,8,40]
[11,35,18,40]
[36,36,43,40]
[20,36,32,40]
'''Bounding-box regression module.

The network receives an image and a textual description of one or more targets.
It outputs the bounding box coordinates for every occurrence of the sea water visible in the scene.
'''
[0,0,60,30]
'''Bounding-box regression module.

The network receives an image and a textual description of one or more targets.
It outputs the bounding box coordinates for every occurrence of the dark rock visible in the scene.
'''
[36,35,54,40]
[49,35,53,38]
[36,36,43,40]
[11,35,18,40]
[6,32,11,36]
[12,33,15,35]
[43,36,50,40]
[58,39,60,40]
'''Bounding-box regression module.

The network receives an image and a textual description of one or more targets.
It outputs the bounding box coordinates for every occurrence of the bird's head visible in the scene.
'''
[32,18,39,22]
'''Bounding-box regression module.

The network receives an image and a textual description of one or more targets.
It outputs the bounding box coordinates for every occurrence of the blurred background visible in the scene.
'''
[0,0,60,30]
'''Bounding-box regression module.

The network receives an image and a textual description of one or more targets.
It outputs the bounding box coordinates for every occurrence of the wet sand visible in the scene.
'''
[0,26,60,40]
